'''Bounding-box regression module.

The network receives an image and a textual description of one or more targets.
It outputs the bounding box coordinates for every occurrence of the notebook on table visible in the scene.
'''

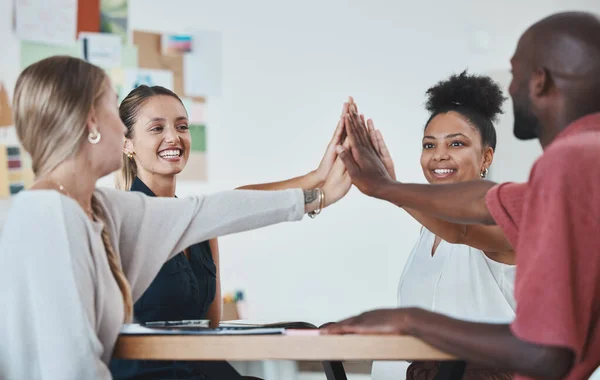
[120,319,319,336]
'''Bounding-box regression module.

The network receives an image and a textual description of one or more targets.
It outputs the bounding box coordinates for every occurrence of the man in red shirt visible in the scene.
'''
[323,11,600,379]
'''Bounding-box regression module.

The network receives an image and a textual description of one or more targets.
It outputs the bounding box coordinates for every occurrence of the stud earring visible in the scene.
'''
[126,152,134,159]
[88,131,101,144]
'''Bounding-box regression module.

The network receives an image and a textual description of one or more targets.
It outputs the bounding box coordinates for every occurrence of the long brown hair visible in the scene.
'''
[116,85,185,190]
[14,56,133,322]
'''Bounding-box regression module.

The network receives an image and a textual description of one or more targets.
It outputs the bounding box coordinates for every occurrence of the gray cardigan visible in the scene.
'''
[0,187,304,379]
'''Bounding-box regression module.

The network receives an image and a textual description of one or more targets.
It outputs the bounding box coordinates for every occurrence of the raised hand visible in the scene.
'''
[347,97,396,180]
[321,155,352,209]
[313,102,350,185]
[367,120,396,181]
[336,100,394,197]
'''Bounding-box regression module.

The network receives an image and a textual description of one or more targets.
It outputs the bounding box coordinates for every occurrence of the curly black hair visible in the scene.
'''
[424,71,506,151]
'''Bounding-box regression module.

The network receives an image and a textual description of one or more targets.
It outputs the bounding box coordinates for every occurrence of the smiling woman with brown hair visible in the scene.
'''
[110,85,350,380]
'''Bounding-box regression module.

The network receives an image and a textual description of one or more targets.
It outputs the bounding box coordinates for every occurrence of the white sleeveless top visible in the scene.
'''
[371,227,516,380]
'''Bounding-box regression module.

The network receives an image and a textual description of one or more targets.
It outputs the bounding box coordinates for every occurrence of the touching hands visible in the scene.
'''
[335,99,395,197]
[311,96,396,211]
[364,118,396,181]
[313,102,350,185]
[321,156,352,208]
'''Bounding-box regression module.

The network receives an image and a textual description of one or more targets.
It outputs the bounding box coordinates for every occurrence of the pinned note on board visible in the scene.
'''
[183,30,223,97]
[15,0,78,46]
[80,32,122,68]
[161,34,193,55]
[0,145,34,199]
[0,83,12,128]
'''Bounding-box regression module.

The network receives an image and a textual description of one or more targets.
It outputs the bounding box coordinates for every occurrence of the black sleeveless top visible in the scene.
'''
[110,177,242,380]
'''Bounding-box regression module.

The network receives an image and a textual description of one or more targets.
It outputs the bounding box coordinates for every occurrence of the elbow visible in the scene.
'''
[475,195,496,226]
[514,346,574,379]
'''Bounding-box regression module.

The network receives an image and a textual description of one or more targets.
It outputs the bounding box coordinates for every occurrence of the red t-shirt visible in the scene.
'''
[486,113,600,379]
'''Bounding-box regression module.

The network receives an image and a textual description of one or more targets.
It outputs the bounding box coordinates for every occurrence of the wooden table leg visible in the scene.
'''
[322,361,348,380]
[434,361,467,380]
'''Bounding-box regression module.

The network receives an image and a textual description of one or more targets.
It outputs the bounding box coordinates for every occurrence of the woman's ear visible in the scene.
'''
[123,139,134,155]
[482,145,494,171]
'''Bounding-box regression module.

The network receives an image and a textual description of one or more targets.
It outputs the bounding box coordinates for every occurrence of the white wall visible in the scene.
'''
[126,0,600,325]
[2,0,600,326]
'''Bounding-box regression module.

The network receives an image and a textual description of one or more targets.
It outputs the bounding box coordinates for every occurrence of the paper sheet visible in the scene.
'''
[20,41,81,70]
[183,30,222,97]
[15,0,78,46]
[189,124,206,153]
[162,34,193,55]
[80,32,122,68]
[100,0,128,42]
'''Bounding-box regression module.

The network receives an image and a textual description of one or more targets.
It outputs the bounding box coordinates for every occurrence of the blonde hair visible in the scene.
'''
[14,56,133,322]
[116,85,184,190]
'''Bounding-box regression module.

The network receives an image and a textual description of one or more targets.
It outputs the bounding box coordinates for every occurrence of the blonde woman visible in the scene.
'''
[0,56,351,380]
[110,85,348,380]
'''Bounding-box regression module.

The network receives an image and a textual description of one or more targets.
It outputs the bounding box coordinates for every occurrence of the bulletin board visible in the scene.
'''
[1,0,222,197]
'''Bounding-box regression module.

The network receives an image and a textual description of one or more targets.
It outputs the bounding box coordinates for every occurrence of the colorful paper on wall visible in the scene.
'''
[80,32,122,68]
[100,0,128,42]
[15,0,78,46]
[189,124,206,152]
[0,83,12,128]
[20,41,81,69]
[162,34,193,55]
[77,0,100,34]
[0,145,34,198]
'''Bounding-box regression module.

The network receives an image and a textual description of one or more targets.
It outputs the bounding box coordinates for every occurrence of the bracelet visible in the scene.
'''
[308,188,325,219]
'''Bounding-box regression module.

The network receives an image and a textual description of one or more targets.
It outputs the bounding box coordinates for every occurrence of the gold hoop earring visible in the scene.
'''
[480,168,489,178]
[88,131,101,144]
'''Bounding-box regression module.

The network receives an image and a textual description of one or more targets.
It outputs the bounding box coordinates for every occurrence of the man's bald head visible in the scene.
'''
[526,12,600,80]
[509,12,600,146]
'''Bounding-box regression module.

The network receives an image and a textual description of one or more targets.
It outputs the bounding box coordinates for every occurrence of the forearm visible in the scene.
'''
[237,171,322,191]
[403,207,467,243]
[404,208,514,255]
[406,309,573,378]
[376,180,497,225]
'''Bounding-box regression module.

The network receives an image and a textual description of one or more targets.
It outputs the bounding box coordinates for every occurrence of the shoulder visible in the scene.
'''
[7,190,75,226]
[0,191,87,260]
[532,132,600,179]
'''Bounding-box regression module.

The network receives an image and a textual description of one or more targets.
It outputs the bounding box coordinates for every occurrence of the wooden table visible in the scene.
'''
[114,334,466,379]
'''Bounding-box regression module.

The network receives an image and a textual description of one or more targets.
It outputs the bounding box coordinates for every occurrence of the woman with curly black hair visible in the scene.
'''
[371,71,515,380]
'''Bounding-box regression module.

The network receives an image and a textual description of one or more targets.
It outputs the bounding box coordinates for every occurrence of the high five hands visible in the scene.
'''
[316,96,397,209]
[336,97,397,197]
